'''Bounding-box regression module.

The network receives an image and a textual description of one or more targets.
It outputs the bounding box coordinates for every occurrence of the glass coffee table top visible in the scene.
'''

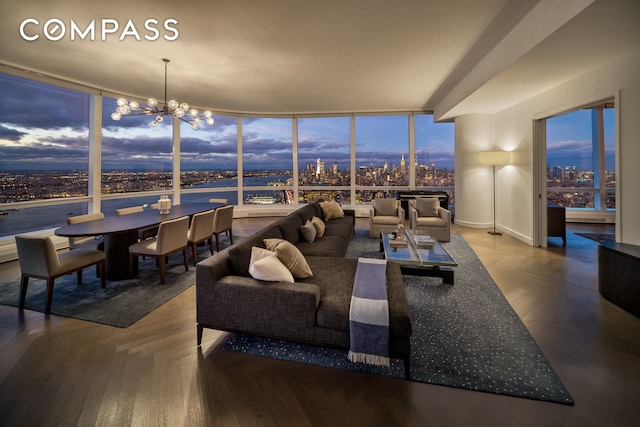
[381,228,457,268]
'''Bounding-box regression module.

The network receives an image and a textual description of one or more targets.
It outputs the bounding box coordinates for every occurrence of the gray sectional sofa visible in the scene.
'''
[196,200,413,376]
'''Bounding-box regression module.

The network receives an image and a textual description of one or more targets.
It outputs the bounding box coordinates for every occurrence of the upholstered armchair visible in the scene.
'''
[368,198,405,238]
[408,198,451,242]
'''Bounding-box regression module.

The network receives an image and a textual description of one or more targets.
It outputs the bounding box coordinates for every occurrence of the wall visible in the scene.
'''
[457,51,640,245]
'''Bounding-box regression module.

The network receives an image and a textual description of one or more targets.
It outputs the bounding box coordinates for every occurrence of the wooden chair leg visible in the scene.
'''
[158,255,166,284]
[19,275,29,310]
[182,247,189,271]
[45,278,55,314]
[191,242,197,266]
[208,237,214,256]
[99,261,106,288]
[229,228,233,245]
[214,233,220,252]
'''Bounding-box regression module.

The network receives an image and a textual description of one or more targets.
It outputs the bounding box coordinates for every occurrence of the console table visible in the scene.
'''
[598,241,640,317]
[547,205,566,245]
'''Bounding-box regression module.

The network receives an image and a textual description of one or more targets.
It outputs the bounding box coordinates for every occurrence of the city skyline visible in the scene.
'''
[0,72,615,173]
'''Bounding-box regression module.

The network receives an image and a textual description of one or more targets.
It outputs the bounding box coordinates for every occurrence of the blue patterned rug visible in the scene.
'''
[225,233,574,405]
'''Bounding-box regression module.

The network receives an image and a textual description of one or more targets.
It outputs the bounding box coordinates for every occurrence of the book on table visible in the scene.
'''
[412,233,435,248]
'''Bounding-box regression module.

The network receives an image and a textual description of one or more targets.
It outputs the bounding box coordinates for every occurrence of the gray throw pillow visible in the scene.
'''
[301,220,317,243]
[374,198,398,216]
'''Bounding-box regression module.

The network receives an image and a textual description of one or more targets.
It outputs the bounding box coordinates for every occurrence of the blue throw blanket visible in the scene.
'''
[347,258,390,367]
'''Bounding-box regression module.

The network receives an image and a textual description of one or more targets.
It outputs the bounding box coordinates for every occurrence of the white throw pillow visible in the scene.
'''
[248,246,294,283]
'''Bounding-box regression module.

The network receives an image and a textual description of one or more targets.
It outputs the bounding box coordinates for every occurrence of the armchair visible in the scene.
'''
[368,198,405,238]
[408,198,451,242]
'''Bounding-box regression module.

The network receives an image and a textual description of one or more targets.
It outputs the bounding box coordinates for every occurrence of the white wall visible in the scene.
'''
[457,51,640,245]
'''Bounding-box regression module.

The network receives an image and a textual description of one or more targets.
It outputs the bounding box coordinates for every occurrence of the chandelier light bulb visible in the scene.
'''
[116,98,127,106]
[111,112,121,120]
[204,110,213,118]
[147,98,158,107]
[180,103,189,111]
[190,108,198,117]
[129,101,139,110]
[206,117,214,125]
[151,121,158,127]
[174,108,185,118]
[168,100,179,109]
[156,115,163,123]
[192,123,199,130]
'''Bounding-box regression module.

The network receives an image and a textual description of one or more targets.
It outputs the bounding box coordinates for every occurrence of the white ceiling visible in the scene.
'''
[1,0,639,119]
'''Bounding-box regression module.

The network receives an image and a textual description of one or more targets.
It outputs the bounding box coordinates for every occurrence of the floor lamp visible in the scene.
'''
[479,151,511,236]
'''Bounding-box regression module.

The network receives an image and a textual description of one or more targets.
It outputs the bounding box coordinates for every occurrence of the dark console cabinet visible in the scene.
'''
[547,205,566,245]
[598,242,640,317]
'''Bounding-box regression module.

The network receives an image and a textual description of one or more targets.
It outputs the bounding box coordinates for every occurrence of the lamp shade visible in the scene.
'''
[478,150,511,166]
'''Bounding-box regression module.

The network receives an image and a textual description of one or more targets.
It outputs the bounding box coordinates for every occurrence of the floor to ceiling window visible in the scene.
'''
[414,113,456,205]
[1,71,457,238]
[0,73,90,237]
[241,117,293,205]
[297,116,351,204]
[546,102,615,211]
[354,115,409,204]
[180,115,239,204]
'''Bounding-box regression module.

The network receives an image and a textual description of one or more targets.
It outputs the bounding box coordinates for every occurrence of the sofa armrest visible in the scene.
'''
[397,206,405,221]
[409,206,418,229]
[196,250,234,284]
[437,207,451,223]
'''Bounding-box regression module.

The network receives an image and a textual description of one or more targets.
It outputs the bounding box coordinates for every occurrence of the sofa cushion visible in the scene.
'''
[277,213,304,244]
[319,200,344,221]
[248,246,294,283]
[374,198,398,216]
[264,238,313,279]
[300,220,317,243]
[416,216,447,227]
[229,225,282,277]
[296,235,347,257]
[311,216,325,237]
[416,198,439,217]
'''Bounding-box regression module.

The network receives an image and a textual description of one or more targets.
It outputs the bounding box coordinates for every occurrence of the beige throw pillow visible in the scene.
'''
[374,198,398,216]
[248,246,294,283]
[301,220,317,243]
[319,200,344,221]
[311,216,326,236]
[416,197,439,217]
[264,238,313,279]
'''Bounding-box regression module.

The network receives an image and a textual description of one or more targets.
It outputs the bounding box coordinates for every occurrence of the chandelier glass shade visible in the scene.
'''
[111,58,214,129]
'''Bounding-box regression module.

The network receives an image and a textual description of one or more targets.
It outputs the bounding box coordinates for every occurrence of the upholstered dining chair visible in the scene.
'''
[116,205,158,240]
[66,212,105,251]
[368,198,405,238]
[212,205,234,252]
[208,198,229,206]
[128,216,189,284]
[15,235,106,314]
[187,209,215,266]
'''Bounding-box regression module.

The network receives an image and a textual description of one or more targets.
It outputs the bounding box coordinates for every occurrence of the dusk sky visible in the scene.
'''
[0,72,614,172]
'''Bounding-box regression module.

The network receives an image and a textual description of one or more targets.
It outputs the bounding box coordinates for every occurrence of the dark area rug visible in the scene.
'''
[575,232,615,243]
[0,242,224,327]
[225,233,574,405]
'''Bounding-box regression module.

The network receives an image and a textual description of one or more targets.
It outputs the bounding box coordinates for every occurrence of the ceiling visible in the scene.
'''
[1,0,639,119]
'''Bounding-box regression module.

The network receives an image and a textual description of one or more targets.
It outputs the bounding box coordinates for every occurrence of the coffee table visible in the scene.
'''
[380,229,457,284]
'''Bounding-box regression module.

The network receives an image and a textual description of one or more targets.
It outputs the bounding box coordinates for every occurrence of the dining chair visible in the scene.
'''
[128,216,189,284]
[187,209,215,265]
[209,198,229,205]
[66,212,105,251]
[212,205,234,252]
[116,205,158,240]
[15,235,106,314]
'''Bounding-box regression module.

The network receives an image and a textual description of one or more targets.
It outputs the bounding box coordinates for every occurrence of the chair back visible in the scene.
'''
[156,216,189,254]
[213,205,234,233]
[372,198,398,215]
[209,198,229,206]
[188,210,215,242]
[67,212,105,247]
[116,206,144,216]
[15,235,59,277]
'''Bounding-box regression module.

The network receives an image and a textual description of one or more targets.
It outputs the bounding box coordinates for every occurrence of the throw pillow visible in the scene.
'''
[264,238,313,279]
[248,246,294,283]
[311,216,326,237]
[319,200,344,221]
[301,220,317,243]
[416,197,439,217]
[374,198,398,216]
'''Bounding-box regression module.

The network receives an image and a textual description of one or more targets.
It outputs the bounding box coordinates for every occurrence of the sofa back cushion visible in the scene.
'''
[277,212,304,244]
[373,198,398,216]
[229,225,282,277]
[416,197,439,217]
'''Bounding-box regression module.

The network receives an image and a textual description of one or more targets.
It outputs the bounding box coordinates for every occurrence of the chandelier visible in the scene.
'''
[110,58,214,129]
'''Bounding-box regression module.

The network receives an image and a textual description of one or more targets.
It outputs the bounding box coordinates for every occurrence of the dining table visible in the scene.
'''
[55,202,224,281]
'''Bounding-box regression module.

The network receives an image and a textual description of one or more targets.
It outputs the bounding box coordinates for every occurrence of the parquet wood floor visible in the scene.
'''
[1,219,638,426]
